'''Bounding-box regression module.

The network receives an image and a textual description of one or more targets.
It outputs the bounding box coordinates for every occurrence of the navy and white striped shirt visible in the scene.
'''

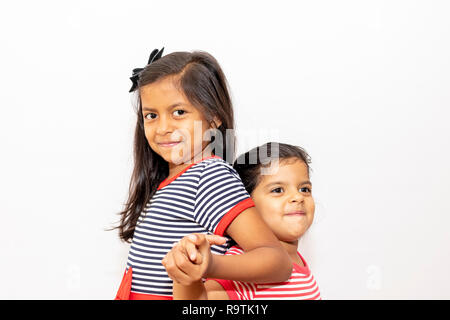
[125,156,254,298]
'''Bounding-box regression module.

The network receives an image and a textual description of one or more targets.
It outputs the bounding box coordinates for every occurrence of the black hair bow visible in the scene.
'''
[129,47,165,92]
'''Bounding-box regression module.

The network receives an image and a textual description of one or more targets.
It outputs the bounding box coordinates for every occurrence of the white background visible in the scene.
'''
[1,0,449,299]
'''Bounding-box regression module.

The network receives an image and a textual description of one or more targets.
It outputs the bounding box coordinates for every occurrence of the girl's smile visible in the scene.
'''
[157,140,182,148]
[285,210,306,217]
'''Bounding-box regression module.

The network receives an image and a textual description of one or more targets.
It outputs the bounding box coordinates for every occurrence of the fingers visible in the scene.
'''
[193,234,226,261]
[181,233,226,263]
[162,243,203,285]
[162,247,189,284]
[180,233,227,265]
[185,234,215,279]
[173,243,202,282]
[183,236,202,264]
[204,234,228,246]
[161,233,227,285]
[188,233,227,246]
[175,235,202,264]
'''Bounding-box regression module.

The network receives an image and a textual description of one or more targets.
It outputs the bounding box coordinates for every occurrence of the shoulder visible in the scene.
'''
[195,156,236,172]
[194,156,242,182]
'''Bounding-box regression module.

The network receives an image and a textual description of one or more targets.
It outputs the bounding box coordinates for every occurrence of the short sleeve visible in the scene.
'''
[194,159,255,236]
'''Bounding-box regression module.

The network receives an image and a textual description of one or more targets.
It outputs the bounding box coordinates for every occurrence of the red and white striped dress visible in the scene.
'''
[213,246,321,300]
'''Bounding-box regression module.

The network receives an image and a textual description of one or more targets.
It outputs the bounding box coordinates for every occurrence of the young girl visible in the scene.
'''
[163,142,321,300]
[114,48,292,300]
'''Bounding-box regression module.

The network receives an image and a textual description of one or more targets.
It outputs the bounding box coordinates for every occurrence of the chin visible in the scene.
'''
[157,150,185,164]
[286,229,306,241]
[157,152,174,163]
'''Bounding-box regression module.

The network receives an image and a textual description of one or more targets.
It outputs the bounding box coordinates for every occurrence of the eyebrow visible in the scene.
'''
[142,102,186,112]
[265,180,312,188]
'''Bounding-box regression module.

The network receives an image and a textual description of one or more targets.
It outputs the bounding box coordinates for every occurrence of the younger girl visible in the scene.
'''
[114,48,292,300]
[164,142,321,300]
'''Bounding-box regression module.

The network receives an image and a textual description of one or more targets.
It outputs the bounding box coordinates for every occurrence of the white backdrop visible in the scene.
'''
[1,0,449,299]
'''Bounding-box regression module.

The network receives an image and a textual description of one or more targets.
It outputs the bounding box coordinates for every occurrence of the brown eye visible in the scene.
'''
[300,187,311,193]
[145,113,157,120]
[173,110,186,116]
[271,187,283,193]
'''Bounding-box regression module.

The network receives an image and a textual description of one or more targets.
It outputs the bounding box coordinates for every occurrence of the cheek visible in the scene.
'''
[308,199,315,214]
[255,199,283,223]
[306,199,315,223]
[198,121,213,142]
[179,119,207,142]
[144,126,156,143]
[172,127,190,142]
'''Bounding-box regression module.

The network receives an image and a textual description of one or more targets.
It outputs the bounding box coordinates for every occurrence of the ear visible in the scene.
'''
[211,117,222,129]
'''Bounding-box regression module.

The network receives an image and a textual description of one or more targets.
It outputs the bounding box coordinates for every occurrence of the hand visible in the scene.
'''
[183,234,228,264]
[162,234,227,286]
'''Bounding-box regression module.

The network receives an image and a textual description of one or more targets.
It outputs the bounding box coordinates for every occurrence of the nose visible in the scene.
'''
[156,114,173,135]
[289,190,304,203]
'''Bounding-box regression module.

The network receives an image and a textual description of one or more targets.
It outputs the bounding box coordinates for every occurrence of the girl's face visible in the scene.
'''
[140,76,220,168]
[251,158,315,244]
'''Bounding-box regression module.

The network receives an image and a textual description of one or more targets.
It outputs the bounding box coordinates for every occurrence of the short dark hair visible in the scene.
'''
[233,142,312,195]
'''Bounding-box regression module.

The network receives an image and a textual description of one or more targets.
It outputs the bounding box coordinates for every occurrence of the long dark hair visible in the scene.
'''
[233,142,312,195]
[114,50,236,242]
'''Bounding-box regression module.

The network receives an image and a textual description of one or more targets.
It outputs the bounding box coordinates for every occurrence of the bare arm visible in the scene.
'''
[207,207,292,283]
[163,207,292,299]
[168,207,292,283]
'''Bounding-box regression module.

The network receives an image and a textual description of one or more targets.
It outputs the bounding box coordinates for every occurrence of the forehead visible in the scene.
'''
[258,158,309,185]
[139,76,190,109]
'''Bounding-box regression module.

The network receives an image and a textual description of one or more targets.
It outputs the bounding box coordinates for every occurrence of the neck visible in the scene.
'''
[280,239,302,266]
[167,162,190,180]
[167,147,215,179]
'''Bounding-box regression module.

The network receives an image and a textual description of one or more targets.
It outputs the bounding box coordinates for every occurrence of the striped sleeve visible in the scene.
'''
[194,160,254,236]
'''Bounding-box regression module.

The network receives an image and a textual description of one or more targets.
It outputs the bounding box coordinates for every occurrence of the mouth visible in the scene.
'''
[157,141,182,148]
[285,211,306,217]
